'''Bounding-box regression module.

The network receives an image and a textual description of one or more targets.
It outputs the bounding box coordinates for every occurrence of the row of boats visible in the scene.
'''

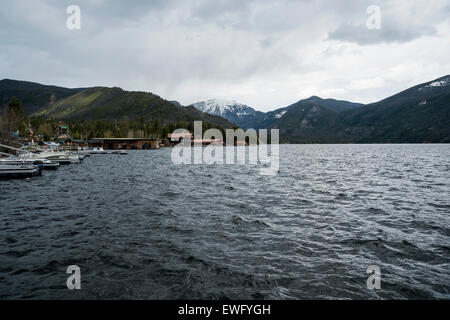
[0,144,127,179]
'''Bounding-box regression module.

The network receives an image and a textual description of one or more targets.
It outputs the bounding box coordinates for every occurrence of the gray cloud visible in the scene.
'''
[0,0,449,111]
[328,0,449,45]
[328,23,437,45]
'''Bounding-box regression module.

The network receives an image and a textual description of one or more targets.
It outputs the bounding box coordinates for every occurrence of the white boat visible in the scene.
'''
[0,150,59,171]
[27,151,73,165]
[24,150,82,164]
[3,144,75,165]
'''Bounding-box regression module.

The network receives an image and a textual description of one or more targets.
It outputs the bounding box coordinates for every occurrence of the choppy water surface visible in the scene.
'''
[0,144,449,299]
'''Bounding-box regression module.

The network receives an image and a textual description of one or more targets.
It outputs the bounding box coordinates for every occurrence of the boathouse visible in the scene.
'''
[88,138,162,150]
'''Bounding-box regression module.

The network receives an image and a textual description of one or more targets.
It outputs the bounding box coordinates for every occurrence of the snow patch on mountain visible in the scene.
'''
[274,110,287,119]
[419,76,450,90]
[428,79,449,87]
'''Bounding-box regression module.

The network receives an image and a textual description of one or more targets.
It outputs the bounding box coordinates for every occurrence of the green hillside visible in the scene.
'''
[0,79,85,114]
[0,80,234,128]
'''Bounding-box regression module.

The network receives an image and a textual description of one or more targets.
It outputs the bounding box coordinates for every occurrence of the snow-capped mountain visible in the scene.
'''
[190,99,263,128]
[190,96,364,129]
[190,99,254,117]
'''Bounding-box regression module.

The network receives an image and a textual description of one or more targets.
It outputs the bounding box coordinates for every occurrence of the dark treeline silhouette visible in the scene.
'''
[0,97,230,143]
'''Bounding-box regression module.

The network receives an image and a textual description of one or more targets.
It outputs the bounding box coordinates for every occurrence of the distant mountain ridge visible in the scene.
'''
[191,75,449,143]
[303,96,364,113]
[190,99,264,129]
[190,96,364,129]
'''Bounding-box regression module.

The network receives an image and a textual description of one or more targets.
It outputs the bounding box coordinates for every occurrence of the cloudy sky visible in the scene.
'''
[1,0,449,111]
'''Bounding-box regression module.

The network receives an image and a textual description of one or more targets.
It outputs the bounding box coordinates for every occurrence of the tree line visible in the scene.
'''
[0,97,229,143]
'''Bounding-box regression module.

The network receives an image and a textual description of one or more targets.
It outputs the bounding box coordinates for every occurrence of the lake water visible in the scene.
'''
[0,144,449,299]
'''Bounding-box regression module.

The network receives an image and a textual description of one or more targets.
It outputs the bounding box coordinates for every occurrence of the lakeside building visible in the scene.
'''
[168,132,193,146]
[88,138,162,150]
[167,132,244,146]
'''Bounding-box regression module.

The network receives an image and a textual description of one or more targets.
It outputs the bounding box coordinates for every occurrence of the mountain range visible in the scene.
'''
[190,96,364,130]
[190,75,450,143]
[1,75,449,143]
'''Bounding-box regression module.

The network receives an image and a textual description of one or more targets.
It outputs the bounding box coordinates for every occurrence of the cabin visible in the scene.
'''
[167,133,223,146]
[168,132,193,146]
[88,138,162,150]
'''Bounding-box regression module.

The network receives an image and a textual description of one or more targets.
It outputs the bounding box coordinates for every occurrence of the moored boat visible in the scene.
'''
[0,158,59,171]
[0,164,40,179]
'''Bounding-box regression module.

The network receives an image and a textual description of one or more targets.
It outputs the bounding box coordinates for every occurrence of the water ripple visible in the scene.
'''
[0,144,449,299]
